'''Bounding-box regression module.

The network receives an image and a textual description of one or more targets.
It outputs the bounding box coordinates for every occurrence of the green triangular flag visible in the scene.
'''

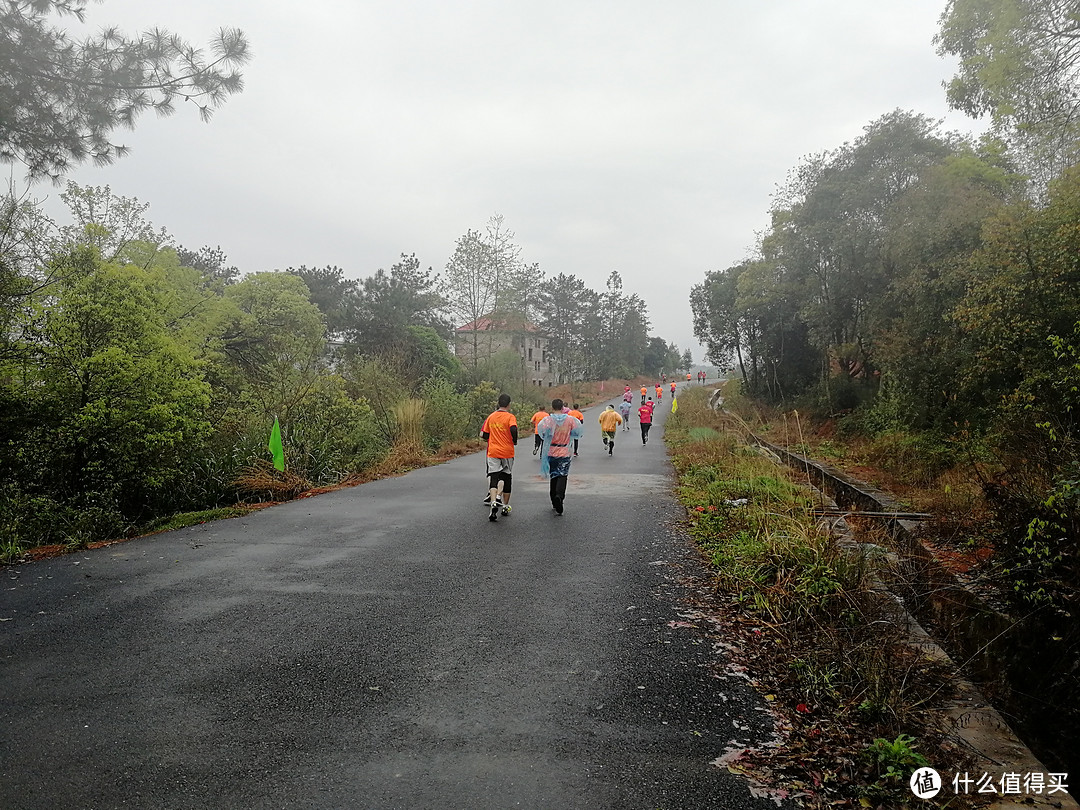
[269,416,285,471]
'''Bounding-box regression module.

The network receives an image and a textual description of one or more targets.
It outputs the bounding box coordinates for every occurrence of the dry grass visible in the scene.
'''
[232,459,313,502]
[393,398,426,454]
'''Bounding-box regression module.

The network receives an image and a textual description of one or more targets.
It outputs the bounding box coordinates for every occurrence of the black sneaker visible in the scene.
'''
[489,501,499,521]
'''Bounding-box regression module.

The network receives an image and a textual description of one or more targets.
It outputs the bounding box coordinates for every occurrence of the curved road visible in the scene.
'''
[1,383,788,809]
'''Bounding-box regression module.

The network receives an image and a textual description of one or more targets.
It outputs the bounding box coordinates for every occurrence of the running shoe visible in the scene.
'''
[489,501,499,521]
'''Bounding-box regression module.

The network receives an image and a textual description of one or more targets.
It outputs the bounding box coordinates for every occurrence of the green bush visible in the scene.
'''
[420,375,472,449]
[864,431,957,485]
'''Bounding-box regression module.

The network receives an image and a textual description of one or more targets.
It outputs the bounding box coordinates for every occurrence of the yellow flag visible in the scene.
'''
[671,396,678,413]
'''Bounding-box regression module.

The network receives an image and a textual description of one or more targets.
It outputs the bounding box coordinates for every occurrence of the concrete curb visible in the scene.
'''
[725,418,1076,810]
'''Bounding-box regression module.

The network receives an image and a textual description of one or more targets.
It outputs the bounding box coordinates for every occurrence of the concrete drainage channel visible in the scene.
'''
[733,422,1077,810]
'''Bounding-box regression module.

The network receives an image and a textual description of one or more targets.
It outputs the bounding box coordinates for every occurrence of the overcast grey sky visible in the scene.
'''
[37,0,983,361]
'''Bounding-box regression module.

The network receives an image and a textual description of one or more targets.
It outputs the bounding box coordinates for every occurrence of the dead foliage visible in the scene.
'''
[232,459,312,502]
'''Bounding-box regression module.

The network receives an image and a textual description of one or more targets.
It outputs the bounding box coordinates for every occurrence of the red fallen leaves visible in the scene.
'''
[797,703,811,714]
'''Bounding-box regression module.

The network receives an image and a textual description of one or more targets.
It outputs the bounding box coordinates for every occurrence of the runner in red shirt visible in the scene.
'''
[638,398,654,445]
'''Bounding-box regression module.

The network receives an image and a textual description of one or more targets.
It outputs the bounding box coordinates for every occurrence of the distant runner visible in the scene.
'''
[568,404,585,456]
[638,398,654,445]
[530,406,548,456]
[618,398,633,430]
[598,405,623,456]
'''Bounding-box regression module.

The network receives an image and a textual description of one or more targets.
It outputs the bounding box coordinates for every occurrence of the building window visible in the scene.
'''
[528,348,533,360]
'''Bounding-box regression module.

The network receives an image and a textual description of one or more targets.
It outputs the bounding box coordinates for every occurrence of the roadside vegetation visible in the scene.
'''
[0,187,690,564]
[690,9,1080,779]
[666,386,976,808]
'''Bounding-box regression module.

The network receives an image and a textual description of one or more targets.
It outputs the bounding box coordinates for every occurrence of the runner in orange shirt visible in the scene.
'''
[530,407,548,456]
[640,385,648,404]
[480,393,517,521]
[569,403,584,456]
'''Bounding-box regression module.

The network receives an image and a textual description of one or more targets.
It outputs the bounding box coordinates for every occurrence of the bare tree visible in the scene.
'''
[443,229,494,369]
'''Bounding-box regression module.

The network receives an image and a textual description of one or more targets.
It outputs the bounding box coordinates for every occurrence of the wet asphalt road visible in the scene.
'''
[1,385,788,810]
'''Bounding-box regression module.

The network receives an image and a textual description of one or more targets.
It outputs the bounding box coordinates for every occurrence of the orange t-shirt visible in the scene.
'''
[482,410,518,458]
[640,387,647,396]
[531,410,548,431]
[569,409,584,422]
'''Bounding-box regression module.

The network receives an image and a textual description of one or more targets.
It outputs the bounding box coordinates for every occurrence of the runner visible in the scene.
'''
[598,404,623,456]
[623,385,633,404]
[670,380,677,398]
[638,397,654,445]
[655,383,662,402]
[480,393,517,521]
[640,385,648,404]
[568,403,585,456]
[618,398,633,430]
[530,406,548,456]
[536,398,583,516]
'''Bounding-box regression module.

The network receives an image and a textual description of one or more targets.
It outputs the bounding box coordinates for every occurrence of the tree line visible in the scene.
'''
[0,188,685,557]
[691,1,1080,608]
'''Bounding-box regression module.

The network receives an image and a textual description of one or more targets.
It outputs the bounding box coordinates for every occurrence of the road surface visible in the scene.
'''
[1,384,789,809]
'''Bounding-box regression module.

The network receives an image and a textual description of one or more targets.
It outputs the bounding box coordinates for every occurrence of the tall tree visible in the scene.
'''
[351,253,451,367]
[285,265,358,339]
[692,265,744,376]
[0,1,249,181]
[176,244,240,287]
[536,273,592,386]
[58,182,172,264]
[443,229,494,369]
[770,111,955,384]
[0,185,59,358]
[936,0,1080,182]
[484,213,522,316]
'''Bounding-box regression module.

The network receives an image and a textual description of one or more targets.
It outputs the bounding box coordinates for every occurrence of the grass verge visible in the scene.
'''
[666,387,977,808]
